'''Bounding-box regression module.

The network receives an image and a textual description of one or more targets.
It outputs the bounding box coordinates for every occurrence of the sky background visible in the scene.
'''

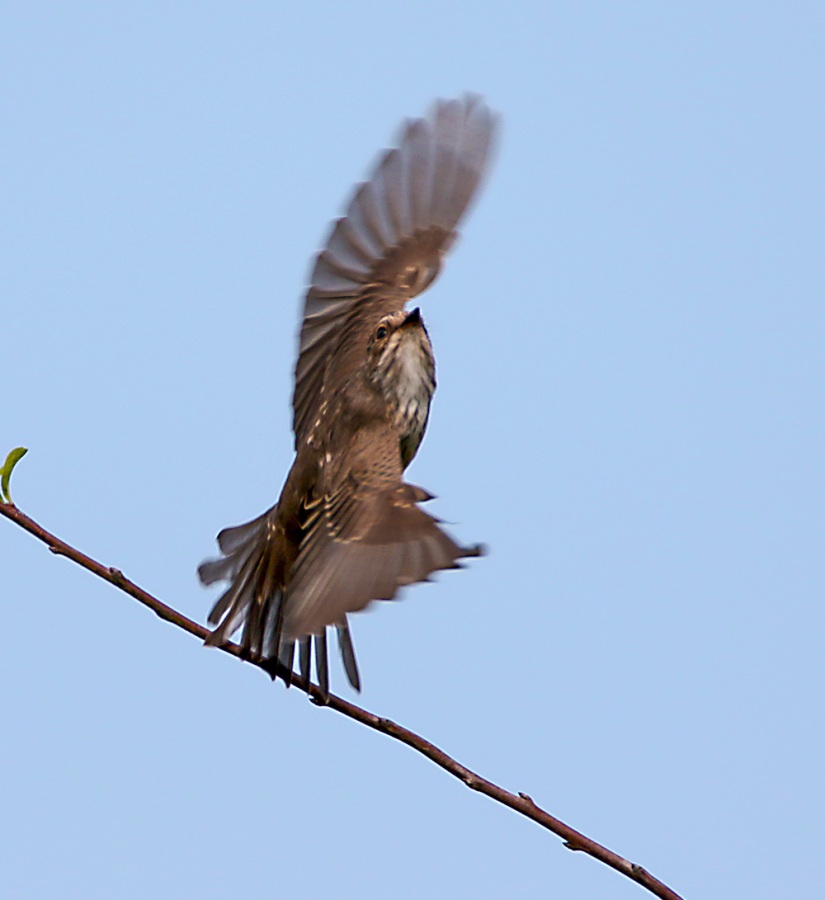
[2,4,824,899]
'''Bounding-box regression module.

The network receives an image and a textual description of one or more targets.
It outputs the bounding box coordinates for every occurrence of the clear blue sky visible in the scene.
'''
[2,4,823,899]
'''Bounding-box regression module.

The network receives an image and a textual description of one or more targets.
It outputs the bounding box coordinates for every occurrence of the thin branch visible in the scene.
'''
[1,501,683,900]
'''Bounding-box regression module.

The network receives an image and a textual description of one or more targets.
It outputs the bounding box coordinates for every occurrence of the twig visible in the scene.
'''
[1,501,683,900]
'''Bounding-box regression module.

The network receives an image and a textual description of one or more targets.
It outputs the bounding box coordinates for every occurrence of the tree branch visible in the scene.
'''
[1,500,683,900]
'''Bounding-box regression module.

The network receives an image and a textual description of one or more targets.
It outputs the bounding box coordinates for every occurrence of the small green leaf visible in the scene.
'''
[1,447,28,504]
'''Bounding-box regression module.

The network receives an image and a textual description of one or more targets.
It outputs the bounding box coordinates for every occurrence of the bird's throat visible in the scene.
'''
[377,328,436,468]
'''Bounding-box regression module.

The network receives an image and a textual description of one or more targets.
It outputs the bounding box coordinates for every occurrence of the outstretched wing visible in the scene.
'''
[293,94,497,447]
[283,421,482,639]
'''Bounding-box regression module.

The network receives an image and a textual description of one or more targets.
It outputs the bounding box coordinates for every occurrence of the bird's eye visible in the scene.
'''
[375,325,388,340]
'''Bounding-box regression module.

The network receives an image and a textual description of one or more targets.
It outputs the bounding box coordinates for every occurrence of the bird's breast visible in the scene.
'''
[385,331,436,468]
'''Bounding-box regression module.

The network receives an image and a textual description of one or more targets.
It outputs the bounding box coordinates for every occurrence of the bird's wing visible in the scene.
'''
[292,94,497,446]
[283,420,482,639]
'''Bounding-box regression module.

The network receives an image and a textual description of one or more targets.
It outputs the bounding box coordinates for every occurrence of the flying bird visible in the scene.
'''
[199,95,497,696]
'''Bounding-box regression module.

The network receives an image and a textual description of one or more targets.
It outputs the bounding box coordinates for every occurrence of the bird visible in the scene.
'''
[199,95,497,697]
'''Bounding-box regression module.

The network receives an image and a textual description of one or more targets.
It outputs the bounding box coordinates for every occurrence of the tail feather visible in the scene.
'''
[201,510,279,655]
[315,631,329,698]
[216,510,270,553]
[203,555,264,645]
[278,638,295,687]
[336,621,361,691]
[299,637,311,685]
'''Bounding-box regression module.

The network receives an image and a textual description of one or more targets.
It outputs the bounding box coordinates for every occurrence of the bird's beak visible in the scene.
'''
[403,307,423,327]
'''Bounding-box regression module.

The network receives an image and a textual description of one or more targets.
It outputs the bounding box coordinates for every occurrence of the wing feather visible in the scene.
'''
[283,423,482,638]
[293,95,498,445]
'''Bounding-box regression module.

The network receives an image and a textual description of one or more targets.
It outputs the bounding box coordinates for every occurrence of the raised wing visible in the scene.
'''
[293,94,497,446]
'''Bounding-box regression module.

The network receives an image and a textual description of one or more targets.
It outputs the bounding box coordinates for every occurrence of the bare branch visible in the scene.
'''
[1,501,684,900]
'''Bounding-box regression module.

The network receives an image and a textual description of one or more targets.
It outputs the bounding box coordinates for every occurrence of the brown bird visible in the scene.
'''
[199,95,497,696]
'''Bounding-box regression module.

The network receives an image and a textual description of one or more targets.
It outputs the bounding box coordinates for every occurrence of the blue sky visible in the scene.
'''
[2,4,824,899]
